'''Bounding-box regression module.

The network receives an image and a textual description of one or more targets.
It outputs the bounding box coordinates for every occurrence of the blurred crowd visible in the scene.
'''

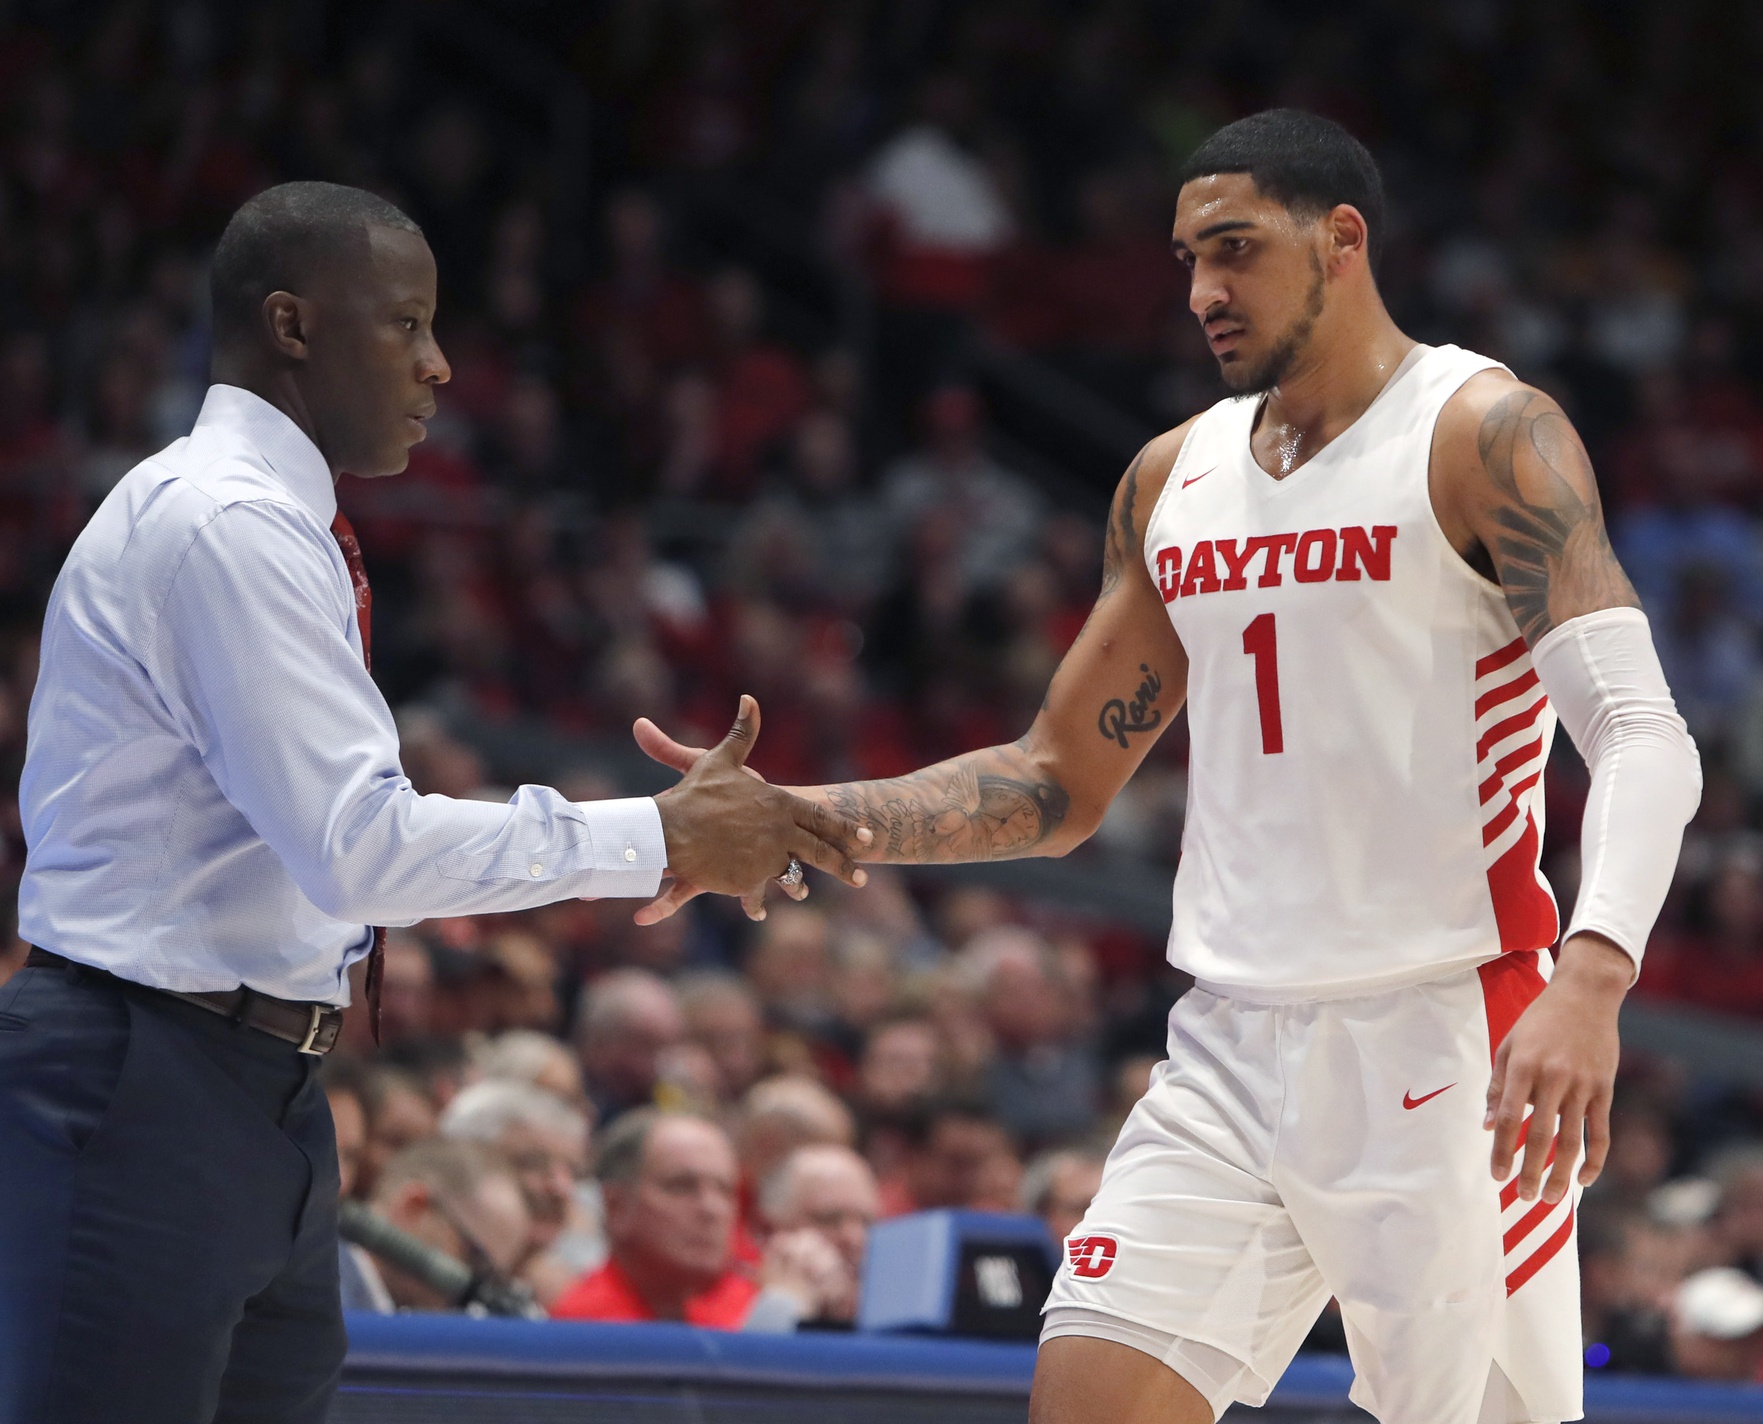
[3,0,1763,1382]
[315,930,1123,1332]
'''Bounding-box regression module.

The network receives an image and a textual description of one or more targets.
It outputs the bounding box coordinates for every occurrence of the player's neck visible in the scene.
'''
[1255,307,1415,469]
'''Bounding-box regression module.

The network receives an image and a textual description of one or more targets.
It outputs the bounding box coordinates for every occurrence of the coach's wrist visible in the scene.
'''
[1552,932,1634,1000]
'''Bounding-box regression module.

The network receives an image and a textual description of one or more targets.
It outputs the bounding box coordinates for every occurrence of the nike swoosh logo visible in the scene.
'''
[1181,467,1215,490]
[1403,1083,1456,1110]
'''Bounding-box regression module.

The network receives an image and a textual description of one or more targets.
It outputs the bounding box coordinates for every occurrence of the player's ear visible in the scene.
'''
[1325,204,1370,273]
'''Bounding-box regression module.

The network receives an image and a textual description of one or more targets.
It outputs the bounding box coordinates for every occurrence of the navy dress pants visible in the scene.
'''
[0,960,346,1424]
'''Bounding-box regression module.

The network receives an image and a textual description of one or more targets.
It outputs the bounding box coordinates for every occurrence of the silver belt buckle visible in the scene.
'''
[296,1004,327,1056]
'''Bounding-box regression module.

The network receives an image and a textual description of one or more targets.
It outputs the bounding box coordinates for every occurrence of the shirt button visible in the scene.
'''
[624,846,637,862]
[530,863,543,877]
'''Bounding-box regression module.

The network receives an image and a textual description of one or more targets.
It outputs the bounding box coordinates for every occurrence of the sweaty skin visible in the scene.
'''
[633,168,1640,1277]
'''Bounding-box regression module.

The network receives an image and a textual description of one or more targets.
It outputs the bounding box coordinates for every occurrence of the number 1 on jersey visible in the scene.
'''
[1242,613,1284,754]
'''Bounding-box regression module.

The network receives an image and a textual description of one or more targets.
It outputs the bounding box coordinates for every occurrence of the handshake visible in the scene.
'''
[636,694,872,925]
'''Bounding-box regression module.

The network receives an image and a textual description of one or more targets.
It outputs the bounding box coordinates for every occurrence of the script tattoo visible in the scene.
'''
[1098,664,1163,748]
[822,743,1071,862]
[1475,389,1638,644]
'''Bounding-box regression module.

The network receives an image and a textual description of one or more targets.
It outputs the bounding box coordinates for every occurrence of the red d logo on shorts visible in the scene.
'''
[1067,1235,1118,1279]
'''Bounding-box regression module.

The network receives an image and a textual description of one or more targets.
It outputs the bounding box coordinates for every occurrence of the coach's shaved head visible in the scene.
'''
[208,180,448,481]
[211,182,423,345]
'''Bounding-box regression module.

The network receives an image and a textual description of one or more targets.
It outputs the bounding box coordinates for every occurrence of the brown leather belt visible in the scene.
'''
[25,948,345,1056]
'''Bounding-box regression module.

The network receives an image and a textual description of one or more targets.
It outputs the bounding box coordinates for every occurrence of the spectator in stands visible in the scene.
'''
[1671,1268,1763,1380]
[777,410,893,614]
[575,969,687,1123]
[1650,562,1760,748]
[377,930,437,1046]
[704,266,811,497]
[477,930,567,1033]
[678,971,768,1105]
[1711,1146,1763,1278]
[961,927,1101,1146]
[439,1079,594,1305]
[383,1034,474,1111]
[551,1110,748,1324]
[734,1077,858,1244]
[550,1109,845,1329]
[1594,1096,1680,1211]
[856,1014,945,1117]
[362,1140,533,1313]
[1020,1147,1108,1249]
[743,904,838,1042]
[323,1064,370,1201]
[1579,1209,1682,1374]
[1640,845,1763,1017]
[356,1065,439,1200]
[0,911,25,989]
[575,190,708,378]
[755,1144,882,1327]
[860,74,1012,428]
[474,1027,590,1110]
[882,386,1044,596]
[320,1059,390,1312]
[886,1097,1023,1216]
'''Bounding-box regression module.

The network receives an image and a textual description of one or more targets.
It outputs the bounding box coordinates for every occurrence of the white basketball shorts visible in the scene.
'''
[1042,952,1581,1424]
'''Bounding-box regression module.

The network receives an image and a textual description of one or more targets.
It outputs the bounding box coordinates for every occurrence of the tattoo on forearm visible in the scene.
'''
[1098,664,1162,747]
[1476,390,1639,644]
[822,743,1072,863]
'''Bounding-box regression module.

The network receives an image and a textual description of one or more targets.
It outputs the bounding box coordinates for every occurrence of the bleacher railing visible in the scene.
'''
[332,1314,1763,1424]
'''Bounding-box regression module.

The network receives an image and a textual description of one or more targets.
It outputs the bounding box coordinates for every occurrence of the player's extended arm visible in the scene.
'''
[1434,372,1702,1206]
[812,434,1190,864]
[631,427,1191,920]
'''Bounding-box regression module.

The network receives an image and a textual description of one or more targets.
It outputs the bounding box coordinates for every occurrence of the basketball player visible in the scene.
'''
[634,110,1701,1423]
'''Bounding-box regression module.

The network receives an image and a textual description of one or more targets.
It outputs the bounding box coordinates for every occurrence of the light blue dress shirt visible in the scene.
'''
[19,385,668,1004]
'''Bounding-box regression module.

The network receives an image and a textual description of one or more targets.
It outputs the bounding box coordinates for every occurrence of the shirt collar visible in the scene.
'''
[194,384,337,525]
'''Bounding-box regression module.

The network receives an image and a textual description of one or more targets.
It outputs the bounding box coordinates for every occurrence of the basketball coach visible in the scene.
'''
[0,182,869,1424]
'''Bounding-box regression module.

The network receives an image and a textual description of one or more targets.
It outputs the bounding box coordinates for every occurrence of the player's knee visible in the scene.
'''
[1031,1337,1213,1424]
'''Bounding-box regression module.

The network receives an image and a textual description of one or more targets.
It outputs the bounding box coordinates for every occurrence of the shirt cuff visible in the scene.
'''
[575,796,668,898]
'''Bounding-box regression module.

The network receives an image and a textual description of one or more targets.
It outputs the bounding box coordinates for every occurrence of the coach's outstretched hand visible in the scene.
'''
[644,696,869,926]
[1485,932,1629,1205]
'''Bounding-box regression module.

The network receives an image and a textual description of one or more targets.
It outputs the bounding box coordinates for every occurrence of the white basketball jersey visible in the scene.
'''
[1144,344,1558,1001]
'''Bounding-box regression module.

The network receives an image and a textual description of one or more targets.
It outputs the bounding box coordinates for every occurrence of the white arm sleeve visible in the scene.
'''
[1531,607,1702,978]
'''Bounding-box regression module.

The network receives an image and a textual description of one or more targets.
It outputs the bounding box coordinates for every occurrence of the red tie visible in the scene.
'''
[331,510,386,1044]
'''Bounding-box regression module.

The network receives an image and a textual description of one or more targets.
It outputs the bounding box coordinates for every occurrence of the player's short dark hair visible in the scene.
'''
[1177,109,1386,270]
[210,180,423,343]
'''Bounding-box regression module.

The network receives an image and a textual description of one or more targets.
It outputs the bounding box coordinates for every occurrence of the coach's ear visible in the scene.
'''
[263,291,311,362]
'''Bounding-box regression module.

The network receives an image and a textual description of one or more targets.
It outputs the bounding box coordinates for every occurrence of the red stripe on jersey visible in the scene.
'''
[1474,668,1540,719]
[1484,817,1559,952]
[1480,955,1545,1064]
[1476,694,1549,762]
[1507,1203,1575,1296]
[1504,1196,1558,1254]
[1481,772,1543,846]
[1476,636,1529,679]
[1479,738,1545,805]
